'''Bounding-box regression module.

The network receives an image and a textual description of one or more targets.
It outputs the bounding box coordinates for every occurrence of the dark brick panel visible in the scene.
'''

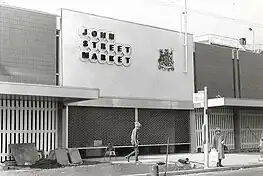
[0,6,56,85]
[239,51,263,99]
[194,43,235,98]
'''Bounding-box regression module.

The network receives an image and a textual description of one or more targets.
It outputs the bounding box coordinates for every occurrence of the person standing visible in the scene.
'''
[125,122,141,163]
[259,132,263,160]
[212,127,225,167]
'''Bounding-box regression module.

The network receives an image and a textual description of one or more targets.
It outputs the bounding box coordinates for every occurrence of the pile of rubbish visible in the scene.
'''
[2,143,83,170]
[30,159,62,169]
[173,158,203,170]
[156,158,203,172]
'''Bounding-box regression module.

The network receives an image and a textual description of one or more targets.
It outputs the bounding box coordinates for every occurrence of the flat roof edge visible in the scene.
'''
[194,98,263,108]
[224,98,263,108]
[0,82,99,100]
[68,97,194,110]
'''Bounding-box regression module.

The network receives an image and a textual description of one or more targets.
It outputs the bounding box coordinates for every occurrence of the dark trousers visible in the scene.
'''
[126,146,139,161]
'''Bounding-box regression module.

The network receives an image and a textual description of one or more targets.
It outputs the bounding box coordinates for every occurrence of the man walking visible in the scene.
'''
[259,132,263,160]
[125,122,141,163]
[212,127,225,167]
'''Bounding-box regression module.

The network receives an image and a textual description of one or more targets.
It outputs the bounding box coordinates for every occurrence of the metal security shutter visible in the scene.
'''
[138,109,190,145]
[195,107,234,151]
[68,107,134,148]
[0,96,58,162]
[240,108,263,149]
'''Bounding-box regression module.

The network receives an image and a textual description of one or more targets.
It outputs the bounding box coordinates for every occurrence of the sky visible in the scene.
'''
[2,0,263,45]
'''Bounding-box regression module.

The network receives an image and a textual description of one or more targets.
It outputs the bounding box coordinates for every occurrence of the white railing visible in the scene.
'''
[0,97,58,162]
[194,34,263,54]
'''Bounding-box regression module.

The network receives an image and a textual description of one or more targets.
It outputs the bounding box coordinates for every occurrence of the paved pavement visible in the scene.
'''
[0,153,262,176]
[108,153,262,166]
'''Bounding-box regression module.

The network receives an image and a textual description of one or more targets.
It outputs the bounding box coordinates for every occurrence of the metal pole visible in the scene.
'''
[203,86,209,168]
[252,31,255,52]
[180,12,183,35]
[183,0,188,73]
[249,28,255,52]
[164,137,170,176]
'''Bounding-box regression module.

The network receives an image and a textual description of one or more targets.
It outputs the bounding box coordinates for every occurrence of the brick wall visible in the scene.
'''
[194,43,235,98]
[0,6,56,85]
[239,51,263,99]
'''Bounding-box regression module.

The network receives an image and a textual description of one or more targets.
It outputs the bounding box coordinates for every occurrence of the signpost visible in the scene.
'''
[203,87,209,168]
[196,87,209,168]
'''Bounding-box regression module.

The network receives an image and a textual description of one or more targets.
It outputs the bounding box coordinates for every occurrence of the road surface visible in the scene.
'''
[1,165,263,176]
[185,167,263,176]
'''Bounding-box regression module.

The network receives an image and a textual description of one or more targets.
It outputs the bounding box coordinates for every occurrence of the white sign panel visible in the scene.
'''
[61,9,194,102]
[193,91,205,103]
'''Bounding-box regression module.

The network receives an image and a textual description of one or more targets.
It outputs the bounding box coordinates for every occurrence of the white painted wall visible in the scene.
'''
[61,9,194,101]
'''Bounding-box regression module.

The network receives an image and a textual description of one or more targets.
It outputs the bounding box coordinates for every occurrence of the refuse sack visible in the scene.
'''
[178,158,190,164]
[209,148,218,167]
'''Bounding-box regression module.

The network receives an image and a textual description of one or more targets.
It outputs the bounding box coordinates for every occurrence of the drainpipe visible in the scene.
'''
[183,0,188,73]
[180,12,183,35]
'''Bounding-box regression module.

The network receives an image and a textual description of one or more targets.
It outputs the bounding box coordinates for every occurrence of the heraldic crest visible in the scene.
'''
[158,49,174,71]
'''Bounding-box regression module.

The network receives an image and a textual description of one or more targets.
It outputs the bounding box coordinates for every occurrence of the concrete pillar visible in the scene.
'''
[57,102,69,148]
[233,107,241,152]
[189,110,197,153]
[57,102,63,148]
[135,108,138,122]
[62,105,69,148]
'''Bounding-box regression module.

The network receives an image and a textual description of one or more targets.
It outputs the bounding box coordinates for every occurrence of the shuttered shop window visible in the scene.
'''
[138,109,190,145]
[68,107,134,147]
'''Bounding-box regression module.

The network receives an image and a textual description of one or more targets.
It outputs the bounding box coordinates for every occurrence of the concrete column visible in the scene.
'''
[57,102,69,148]
[62,105,69,148]
[189,110,197,153]
[135,108,138,122]
[233,107,241,152]
[57,102,63,148]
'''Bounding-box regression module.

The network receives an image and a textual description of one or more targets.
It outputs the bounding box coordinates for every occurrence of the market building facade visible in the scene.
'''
[60,9,194,156]
[0,6,194,160]
[1,5,263,161]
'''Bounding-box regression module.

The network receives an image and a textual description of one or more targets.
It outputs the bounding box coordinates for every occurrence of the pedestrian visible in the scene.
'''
[125,122,141,163]
[259,132,263,158]
[212,127,225,167]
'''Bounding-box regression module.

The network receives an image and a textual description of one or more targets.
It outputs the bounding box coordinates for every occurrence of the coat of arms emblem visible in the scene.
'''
[158,49,174,71]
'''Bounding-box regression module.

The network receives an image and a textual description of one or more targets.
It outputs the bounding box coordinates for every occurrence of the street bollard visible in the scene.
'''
[149,164,159,176]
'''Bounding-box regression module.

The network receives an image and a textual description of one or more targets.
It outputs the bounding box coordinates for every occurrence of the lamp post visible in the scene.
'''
[249,27,255,52]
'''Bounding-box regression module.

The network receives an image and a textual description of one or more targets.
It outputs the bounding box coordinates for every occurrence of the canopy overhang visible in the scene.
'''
[0,82,99,103]
[194,97,263,108]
